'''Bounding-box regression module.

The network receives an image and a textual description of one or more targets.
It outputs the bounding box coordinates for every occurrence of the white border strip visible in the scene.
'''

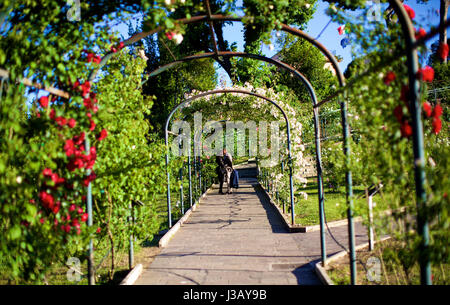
[120,264,143,285]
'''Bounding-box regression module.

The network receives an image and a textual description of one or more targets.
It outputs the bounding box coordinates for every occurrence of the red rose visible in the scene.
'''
[93,55,101,64]
[97,129,108,141]
[49,108,56,120]
[96,227,101,234]
[438,43,449,61]
[165,32,174,40]
[85,146,97,169]
[63,224,71,233]
[73,132,85,145]
[416,66,434,82]
[43,168,53,177]
[118,42,125,50]
[39,191,54,209]
[80,81,91,96]
[77,206,84,214]
[39,218,45,224]
[52,202,61,214]
[69,204,76,212]
[433,103,443,118]
[400,121,413,138]
[67,160,77,172]
[83,172,96,187]
[71,218,80,229]
[64,139,76,157]
[415,28,426,41]
[423,102,432,117]
[383,71,396,85]
[50,173,59,183]
[111,46,117,53]
[68,118,76,128]
[400,85,409,105]
[393,105,403,122]
[86,52,95,63]
[56,176,65,185]
[403,4,415,19]
[39,96,49,108]
[72,79,80,90]
[432,117,442,134]
[89,119,96,131]
[55,116,67,126]
[81,213,89,222]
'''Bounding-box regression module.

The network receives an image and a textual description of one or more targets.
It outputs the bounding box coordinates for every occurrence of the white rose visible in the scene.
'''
[138,49,148,61]
[173,33,183,45]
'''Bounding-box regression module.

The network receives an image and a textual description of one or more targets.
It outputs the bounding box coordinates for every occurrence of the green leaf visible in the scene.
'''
[9,225,21,240]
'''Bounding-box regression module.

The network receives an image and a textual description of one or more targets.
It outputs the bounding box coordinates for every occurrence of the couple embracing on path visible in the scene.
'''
[215,148,238,194]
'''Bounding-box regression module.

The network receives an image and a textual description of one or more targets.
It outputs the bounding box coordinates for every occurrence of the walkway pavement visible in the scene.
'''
[135,164,369,285]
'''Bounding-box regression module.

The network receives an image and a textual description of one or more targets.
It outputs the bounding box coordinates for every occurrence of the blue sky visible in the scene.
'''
[216,0,442,85]
[107,0,441,86]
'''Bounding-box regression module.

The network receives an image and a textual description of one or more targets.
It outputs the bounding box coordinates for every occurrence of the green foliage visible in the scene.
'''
[93,50,167,252]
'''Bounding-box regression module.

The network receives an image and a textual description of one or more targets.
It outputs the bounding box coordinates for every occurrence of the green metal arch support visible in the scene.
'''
[153,52,328,267]
[164,89,298,233]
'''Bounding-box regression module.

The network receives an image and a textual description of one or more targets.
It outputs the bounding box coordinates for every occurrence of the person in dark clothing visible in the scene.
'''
[216,149,233,194]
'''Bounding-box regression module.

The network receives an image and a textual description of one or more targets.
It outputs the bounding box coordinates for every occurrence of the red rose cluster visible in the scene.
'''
[390,64,442,138]
[38,168,89,235]
[32,52,111,236]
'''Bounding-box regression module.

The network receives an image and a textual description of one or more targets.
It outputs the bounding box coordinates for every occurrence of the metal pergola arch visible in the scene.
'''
[152,52,329,267]
[79,0,447,285]
[164,88,296,230]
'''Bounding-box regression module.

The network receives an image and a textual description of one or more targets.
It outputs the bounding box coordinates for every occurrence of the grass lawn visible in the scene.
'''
[326,238,450,285]
[273,177,389,226]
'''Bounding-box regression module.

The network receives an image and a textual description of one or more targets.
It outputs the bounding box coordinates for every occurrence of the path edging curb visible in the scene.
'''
[158,185,213,248]
[120,263,143,285]
[257,181,362,233]
[314,235,391,285]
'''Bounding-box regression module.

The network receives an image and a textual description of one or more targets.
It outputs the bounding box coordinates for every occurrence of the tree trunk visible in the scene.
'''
[440,0,449,63]
[212,21,237,83]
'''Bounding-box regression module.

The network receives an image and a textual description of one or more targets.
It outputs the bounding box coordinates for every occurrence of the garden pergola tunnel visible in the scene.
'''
[7,0,448,285]
[164,89,296,230]
[154,53,329,265]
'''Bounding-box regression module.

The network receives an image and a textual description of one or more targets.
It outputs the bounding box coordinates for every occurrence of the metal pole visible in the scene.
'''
[340,96,356,285]
[164,133,172,228]
[391,0,431,285]
[367,190,374,252]
[199,157,203,194]
[179,166,184,214]
[85,136,95,285]
[313,106,327,266]
[128,202,134,269]
[193,155,198,197]
[188,152,193,207]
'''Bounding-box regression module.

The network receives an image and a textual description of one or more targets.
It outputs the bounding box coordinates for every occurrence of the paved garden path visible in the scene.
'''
[135,163,369,285]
